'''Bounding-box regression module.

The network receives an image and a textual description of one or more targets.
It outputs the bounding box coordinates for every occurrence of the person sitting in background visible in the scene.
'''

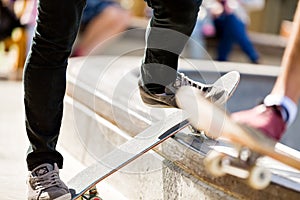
[208,0,264,63]
[72,0,131,56]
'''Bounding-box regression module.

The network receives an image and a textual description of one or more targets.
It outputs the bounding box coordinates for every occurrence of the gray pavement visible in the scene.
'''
[0,81,80,199]
[0,81,28,199]
[0,80,127,200]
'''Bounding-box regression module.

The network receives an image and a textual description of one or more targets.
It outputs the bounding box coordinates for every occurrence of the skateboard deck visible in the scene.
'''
[67,71,240,199]
[176,86,300,189]
[68,111,190,199]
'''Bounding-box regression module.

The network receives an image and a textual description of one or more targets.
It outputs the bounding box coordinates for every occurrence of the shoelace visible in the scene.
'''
[178,72,226,104]
[175,73,211,92]
[31,170,60,191]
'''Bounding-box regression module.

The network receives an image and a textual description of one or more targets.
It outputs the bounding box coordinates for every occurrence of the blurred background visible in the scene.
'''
[1,0,300,149]
[0,0,298,79]
[1,1,300,198]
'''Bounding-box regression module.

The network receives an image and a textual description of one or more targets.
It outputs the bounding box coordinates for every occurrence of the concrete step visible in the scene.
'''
[61,56,300,199]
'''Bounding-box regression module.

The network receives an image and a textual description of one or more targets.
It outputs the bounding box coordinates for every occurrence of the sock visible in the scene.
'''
[264,95,298,126]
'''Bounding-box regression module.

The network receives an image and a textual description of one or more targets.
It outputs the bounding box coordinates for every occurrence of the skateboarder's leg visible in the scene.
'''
[140,0,202,93]
[271,1,300,105]
[214,14,235,62]
[139,0,233,107]
[24,0,86,199]
[232,1,300,140]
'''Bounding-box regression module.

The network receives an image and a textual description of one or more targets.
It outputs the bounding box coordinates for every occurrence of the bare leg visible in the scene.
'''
[76,6,130,55]
[232,1,300,140]
[271,1,300,103]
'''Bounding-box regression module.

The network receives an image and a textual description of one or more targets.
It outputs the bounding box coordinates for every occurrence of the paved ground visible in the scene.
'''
[0,81,28,199]
[0,80,127,200]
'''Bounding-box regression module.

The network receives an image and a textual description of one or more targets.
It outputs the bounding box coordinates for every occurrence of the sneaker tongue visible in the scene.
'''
[32,163,53,177]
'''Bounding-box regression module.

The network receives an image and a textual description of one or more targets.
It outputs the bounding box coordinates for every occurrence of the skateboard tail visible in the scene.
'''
[176,86,228,139]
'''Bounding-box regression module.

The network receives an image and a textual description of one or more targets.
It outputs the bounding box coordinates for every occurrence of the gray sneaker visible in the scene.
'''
[139,71,239,107]
[27,163,71,200]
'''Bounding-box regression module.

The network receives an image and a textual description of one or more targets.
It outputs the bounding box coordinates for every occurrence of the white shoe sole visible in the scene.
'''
[54,193,72,200]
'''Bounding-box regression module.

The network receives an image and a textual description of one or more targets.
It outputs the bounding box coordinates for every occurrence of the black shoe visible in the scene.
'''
[139,71,239,108]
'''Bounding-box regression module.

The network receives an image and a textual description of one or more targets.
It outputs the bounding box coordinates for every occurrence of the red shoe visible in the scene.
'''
[231,105,286,141]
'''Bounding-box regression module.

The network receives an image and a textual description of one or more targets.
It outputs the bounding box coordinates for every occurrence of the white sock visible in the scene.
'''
[264,95,298,126]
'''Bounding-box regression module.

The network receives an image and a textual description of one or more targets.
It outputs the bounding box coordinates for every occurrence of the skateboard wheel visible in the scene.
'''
[90,197,102,200]
[204,151,226,177]
[247,166,271,190]
[81,196,102,200]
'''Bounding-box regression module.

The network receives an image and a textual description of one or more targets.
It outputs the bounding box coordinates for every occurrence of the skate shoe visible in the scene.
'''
[27,163,71,200]
[232,104,286,141]
[139,71,239,108]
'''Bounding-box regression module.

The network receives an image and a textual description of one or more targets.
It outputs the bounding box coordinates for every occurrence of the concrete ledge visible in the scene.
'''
[61,96,238,199]
[162,136,300,199]
[61,56,300,199]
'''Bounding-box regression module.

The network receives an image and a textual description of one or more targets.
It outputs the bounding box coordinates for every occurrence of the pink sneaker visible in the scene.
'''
[231,105,286,141]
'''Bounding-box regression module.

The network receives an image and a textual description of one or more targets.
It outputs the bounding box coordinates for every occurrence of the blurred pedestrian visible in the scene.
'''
[209,0,264,63]
[72,0,131,56]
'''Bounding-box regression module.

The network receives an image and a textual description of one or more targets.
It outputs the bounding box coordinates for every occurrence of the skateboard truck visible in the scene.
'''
[188,126,215,141]
[81,186,103,200]
[204,149,272,190]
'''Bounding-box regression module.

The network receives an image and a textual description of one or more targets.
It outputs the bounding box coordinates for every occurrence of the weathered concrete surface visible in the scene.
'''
[61,56,300,199]
[162,160,236,200]
[161,138,300,200]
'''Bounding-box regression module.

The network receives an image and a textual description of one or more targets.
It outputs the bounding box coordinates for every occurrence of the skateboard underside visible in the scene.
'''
[175,130,300,191]
[68,111,190,199]
[176,86,300,190]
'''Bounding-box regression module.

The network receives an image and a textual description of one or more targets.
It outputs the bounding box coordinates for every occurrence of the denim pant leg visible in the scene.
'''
[215,14,259,62]
[231,16,259,63]
[141,0,202,93]
[24,0,86,170]
[214,14,234,61]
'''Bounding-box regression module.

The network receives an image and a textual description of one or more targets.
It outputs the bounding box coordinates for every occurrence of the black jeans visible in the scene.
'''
[24,0,86,170]
[141,0,202,93]
[24,0,202,170]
